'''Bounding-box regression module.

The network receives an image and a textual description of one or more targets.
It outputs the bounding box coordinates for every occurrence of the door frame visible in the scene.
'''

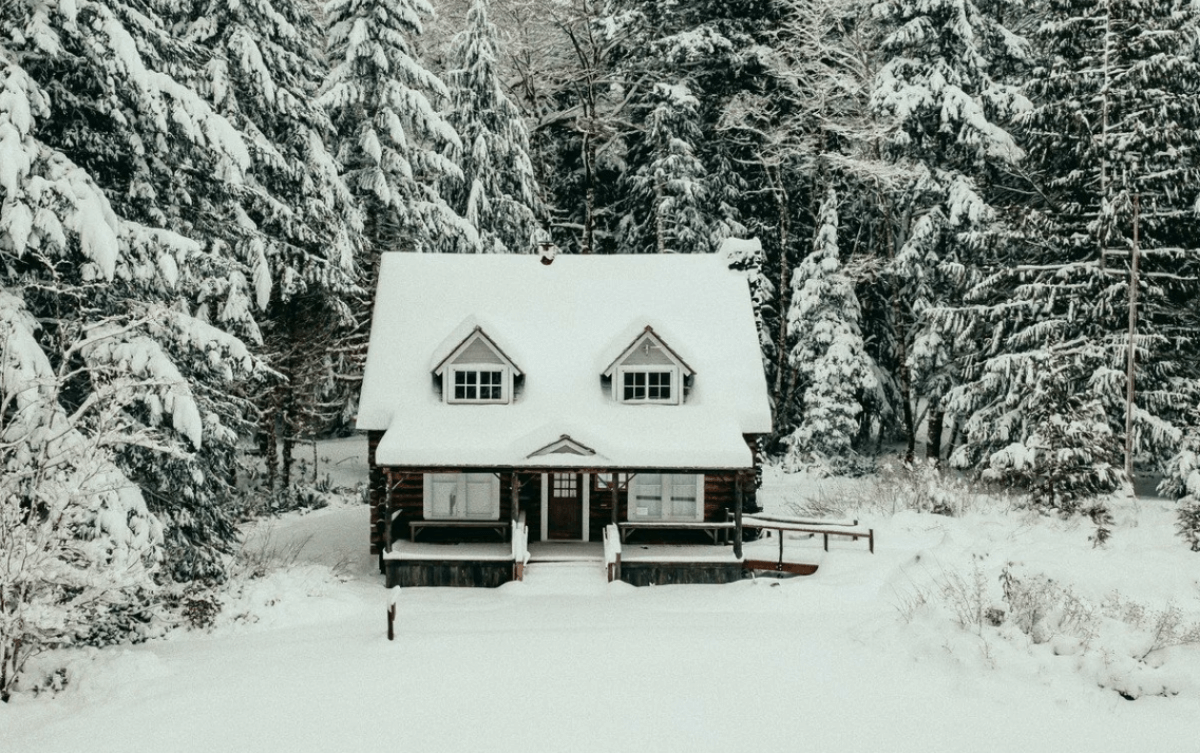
[540,472,589,542]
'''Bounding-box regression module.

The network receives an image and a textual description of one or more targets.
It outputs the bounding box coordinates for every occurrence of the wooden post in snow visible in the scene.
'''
[733,472,744,559]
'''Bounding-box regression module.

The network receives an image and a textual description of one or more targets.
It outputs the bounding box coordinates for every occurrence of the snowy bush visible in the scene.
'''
[989,568,1200,699]
[0,306,165,701]
[871,458,985,516]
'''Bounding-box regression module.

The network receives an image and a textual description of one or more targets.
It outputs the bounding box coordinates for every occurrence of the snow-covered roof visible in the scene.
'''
[358,253,773,469]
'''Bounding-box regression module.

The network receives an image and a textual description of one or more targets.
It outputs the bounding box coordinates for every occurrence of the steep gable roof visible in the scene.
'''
[357,253,772,469]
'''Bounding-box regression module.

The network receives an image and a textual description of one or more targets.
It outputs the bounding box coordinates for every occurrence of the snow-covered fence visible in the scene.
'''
[512,512,530,581]
[603,524,622,582]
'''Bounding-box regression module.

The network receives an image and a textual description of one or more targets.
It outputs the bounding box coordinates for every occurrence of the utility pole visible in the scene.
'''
[1124,194,1140,483]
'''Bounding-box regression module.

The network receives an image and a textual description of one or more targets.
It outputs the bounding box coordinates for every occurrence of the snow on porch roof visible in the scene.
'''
[357,253,773,469]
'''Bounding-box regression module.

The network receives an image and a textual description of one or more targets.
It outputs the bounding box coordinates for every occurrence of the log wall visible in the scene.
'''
[386,560,513,588]
[620,562,746,586]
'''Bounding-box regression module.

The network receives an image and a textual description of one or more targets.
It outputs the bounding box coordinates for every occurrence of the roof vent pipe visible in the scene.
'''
[538,241,557,265]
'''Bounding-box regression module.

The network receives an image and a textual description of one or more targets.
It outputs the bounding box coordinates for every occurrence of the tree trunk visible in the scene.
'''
[945,417,961,461]
[583,132,596,254]
[926,407,945,461]
[263,406,278,492]
[772,169,791,424]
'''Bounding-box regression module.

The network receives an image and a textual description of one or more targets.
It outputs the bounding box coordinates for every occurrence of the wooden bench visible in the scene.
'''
[618,520,737,545]
[409,520,511,542]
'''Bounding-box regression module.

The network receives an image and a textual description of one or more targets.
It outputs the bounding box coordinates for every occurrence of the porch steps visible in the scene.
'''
[519,561,608,593]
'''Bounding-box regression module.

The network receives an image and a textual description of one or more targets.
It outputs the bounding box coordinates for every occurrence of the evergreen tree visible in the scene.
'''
[977,346,1125,513]
[951,0,1200,476]
[1,0,269,580]
[320,0,474,256]
[619,82,715,254]
[444,0,545,254]
[784,188,876,470]
[869,0,1030,459]
[183,0,365,488]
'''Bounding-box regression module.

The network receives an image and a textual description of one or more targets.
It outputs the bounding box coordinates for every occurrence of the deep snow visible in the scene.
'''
[3,441,1199,753]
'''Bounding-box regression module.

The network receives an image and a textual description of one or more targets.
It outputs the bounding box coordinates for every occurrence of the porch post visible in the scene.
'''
[611,477,619,527]
[383,470,394,553]
[733,472,744,559]
[510,471,521,525]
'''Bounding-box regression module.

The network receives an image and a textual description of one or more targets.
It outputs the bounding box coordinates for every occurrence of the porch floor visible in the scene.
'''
[382,540,511,561]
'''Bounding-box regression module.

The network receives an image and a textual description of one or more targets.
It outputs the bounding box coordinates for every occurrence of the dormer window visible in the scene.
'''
[453,367,506,402]
[620,368,676,403]
[432,323,522,405]
[602,325,694,406]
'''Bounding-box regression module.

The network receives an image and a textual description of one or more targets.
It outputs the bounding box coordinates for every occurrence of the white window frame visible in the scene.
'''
[422,472,501,520]
[447,364,510,404]
[616,366,680,405]
[626,473,704,521]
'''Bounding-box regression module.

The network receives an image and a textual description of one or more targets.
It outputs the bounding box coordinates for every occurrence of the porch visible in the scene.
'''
[382,536,751,588]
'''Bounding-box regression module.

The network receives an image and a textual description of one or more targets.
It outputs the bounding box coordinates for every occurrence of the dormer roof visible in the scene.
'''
[600,324,695,378]
[431,317,522,376]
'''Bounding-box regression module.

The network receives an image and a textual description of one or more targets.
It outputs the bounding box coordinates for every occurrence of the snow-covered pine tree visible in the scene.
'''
[2,0,268,580]
[618,82,714,254]
[869,0,1030,459]
[182,0,365,490]
[784,188,876,471]
[951,0,1200,479]
[977,345,1124,514]
[320,0,474,256]
[603,0,767,257]
[443,0,545,254]
[721,236,777,375]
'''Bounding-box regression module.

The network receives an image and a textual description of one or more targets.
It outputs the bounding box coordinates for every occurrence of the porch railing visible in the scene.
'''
[603,523,622,582]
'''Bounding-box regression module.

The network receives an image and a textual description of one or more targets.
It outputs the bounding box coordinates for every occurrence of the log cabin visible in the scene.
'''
[358,251,773,586]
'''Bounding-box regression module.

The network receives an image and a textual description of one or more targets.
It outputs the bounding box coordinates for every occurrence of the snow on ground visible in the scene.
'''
[4,449,1200,753]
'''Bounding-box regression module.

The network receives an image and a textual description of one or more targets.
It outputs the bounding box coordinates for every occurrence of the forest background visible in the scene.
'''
[3,0,1200,697]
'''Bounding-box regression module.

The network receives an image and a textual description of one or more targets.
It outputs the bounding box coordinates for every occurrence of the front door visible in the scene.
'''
[547,473,583,539]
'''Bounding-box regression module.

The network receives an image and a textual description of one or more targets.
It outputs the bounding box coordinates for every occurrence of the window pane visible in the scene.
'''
[668,474,698,518]
[623,372,646,400]
[430,474,458,517]
[647,371,672,400]
[553,473,577,497]
[633,473,662,517]
[480,371,502,400]
[464,474,495,517]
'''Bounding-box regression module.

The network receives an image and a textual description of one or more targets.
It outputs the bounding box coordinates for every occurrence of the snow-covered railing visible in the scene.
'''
[741,514,874,555]
[512,511,530,581]
[603,523,622,582]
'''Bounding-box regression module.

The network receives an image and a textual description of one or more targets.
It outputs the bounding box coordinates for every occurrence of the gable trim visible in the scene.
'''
[432,326,523,377]
[601,325,695,378]
[527,434,597,458]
